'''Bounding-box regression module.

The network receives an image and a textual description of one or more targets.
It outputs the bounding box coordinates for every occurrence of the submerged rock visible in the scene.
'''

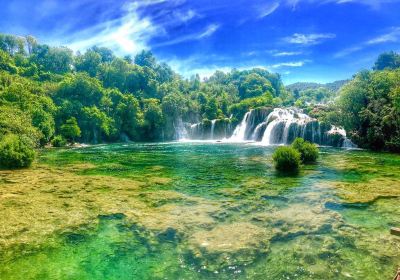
[187,222,273,271]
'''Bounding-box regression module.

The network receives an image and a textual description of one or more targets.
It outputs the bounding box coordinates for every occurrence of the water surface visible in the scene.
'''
[0,142,399,279]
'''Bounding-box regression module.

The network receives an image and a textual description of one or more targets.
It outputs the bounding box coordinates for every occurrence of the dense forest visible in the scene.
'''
[0,34,399,167]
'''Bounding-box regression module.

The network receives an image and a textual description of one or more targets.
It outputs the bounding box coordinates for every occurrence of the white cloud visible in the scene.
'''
[269,60,311,69]
[284,33,336,45]
[367,27,400,44]
[335,27,400,58]
[273,51,302,57]
[334,46,362,58]
[153,24,220,47]
[258,2,280,18]
[62,1,214,55]
[285,0,399,9]
[67,2,159,54]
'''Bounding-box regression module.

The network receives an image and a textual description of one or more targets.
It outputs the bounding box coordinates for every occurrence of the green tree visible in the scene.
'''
[134,50,156,69]
[75,50,102,77]
[142,99,164,140]
[60,117,81,142]
[373,51,400,71]
[0,134,36,168]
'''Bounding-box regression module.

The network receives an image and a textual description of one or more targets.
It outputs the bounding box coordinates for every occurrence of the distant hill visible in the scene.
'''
[286,80,349,93]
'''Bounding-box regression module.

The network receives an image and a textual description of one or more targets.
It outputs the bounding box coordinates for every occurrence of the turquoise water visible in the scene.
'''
[1,142,400,279]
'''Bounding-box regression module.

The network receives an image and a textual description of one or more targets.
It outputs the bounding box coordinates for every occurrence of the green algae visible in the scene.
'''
[0,143,400,279]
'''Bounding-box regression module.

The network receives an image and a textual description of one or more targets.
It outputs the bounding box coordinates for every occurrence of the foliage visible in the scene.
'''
[272,146,301,172]
[51,135,67,147]
[60,117,81,142]
[373,51,400,71]
[291,138,319,163]
[337,67,400,151]
[0,32,398,169]
[0,134,36,168]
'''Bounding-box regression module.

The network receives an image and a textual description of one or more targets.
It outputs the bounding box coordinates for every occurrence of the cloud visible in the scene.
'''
[153,23,220,47]
[367,27,400,44]
[335,27,400,57]
[273,51,302,57]
[66,2,158,54]
[284,0,399,9]
[269,60,311,69]
[284,33,336,45]
[258,2,280,18]
[61,0,213,55]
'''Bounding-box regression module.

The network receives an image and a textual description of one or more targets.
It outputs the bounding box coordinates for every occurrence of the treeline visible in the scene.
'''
[312,51,400,152]
[0,33,297,167]
[0,33,399,168]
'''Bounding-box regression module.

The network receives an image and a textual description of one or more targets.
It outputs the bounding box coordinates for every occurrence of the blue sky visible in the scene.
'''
[1,0,400,84]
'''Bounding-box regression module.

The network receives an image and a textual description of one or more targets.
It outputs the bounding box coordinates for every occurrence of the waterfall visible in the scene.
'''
[174,118,188,140]
[328,126,357,149]
[185,107,355,148]
[342,138,357,149]
[261,108,311,145]
[187,118,234,140]
[210,120,217,140]
[230,111,251,141]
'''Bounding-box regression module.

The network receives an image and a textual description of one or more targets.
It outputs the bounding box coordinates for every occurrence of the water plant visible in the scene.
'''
[272,146,301,172]
[291,137,319,163]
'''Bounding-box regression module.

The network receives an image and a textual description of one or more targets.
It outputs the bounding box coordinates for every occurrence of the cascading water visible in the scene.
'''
[210,120,217,140]
[174,118,188,140]
[261,108,314,145]
[230,112,250,141]
[328,126,357,149]
[186,118,234,140]
[184,107,356,148]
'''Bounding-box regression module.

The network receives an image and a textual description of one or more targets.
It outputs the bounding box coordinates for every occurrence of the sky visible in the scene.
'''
[1,0,400,84]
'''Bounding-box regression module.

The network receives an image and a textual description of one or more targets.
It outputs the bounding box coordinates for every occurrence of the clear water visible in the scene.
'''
[1,142,400,279]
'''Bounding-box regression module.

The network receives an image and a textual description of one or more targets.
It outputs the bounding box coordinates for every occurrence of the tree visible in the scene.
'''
[91,46,114,63]
[75,50,102,77]
[60,117,81,142]
[142,99,164,140]
[204,97,219,120]
[239,73,274,99]
[338,68,400,151]
[134,50,156,69]
[0,134,36,168]
[373,51,400,71]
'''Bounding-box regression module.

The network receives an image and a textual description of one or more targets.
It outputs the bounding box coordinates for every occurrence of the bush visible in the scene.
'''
[51,135,67,147]
[0,134,36,168]
[291,138,319,163]
[272,146,301,172]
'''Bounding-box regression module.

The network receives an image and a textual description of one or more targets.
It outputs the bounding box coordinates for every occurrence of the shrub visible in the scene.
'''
[0,134,36,168]
[51,135,67,147]
[291,138,319,163]
[272,146,301,172]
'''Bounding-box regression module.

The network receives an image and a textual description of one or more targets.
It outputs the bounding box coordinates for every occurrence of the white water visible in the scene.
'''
[261,108,311,145]
[328,126,357,149]
[183,107,357,148]
[210,120,217,140]
[174,118,188,140]
[230,111,251,141]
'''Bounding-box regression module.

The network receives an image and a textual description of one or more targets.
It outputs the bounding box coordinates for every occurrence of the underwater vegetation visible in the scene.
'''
[0,142,399,279]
